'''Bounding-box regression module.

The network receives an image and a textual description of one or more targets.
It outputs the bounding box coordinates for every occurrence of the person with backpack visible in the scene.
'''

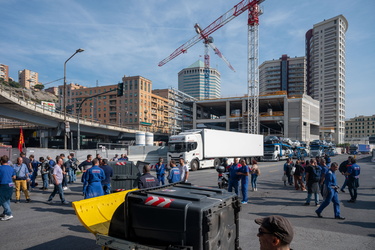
[69,153,78,183]
[304,158,321,206]
[339,156,352,193]
[283,158,294,186]
[29,155,40,188]
[47,156,56,187]
[293,160,306,191]
[39,157,50,191]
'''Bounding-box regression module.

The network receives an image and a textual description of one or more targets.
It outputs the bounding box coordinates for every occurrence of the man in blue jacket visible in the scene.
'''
[237,159,249,204]
[346,158,360,203]
[0,155,16,221]
[83,159,105,199]
[228,158,241,195]
[315,162,345,219]
[155,157,166,185]
[99,159,113,194]
[167,160,181,184]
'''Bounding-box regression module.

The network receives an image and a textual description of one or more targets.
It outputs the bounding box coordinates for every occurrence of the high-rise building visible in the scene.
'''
[178,60,220,100]
[18,69,39,88]
[306,15,348,144]
[0,64,9,82]
[259,54,306,96]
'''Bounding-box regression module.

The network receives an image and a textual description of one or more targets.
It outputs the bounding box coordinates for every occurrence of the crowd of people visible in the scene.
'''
[138,157,189,188]
[226,158,261,204]
[0,152,116,221]
[281,154,361,220]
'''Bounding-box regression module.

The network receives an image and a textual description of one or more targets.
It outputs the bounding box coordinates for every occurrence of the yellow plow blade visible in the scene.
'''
[72,189,137,236]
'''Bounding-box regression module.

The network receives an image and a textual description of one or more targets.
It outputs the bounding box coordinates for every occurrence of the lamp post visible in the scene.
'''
[63,48,84,150]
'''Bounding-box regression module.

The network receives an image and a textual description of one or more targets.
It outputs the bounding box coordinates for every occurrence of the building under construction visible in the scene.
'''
[183,91,320,143]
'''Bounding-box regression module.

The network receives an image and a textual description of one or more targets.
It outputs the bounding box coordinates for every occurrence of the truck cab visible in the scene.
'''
[262,143,292,161]
[167,132,203,171]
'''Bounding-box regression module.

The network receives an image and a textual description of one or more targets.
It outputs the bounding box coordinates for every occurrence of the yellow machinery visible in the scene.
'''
[72,189,137,236]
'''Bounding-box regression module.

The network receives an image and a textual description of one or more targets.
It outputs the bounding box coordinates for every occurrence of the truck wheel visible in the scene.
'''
[190,160,199,171]
[214,158,221,168]
[276,156,280,161]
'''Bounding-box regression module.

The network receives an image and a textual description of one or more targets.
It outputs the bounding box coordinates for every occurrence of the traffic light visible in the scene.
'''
[117,82,124,97]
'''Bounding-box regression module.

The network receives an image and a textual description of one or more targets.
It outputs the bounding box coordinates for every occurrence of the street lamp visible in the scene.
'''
[63,48,84,150]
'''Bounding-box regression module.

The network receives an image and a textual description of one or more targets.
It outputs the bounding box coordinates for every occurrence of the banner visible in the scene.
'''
[18,127,24,153]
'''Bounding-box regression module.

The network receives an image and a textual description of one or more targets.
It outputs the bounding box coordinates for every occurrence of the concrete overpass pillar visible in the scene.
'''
[39,129,49,148]
[226,101,230,131]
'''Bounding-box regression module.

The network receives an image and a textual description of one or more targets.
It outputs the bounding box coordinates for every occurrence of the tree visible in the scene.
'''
[34,84,45,90]
[7,80,20,88]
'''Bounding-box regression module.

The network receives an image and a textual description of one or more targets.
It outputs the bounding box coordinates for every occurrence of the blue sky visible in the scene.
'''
[1,0,374,118]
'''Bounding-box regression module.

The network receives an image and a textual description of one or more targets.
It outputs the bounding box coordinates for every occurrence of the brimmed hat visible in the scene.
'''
[255,215,294,244]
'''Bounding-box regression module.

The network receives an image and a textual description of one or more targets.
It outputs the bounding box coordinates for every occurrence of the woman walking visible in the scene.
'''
[250,159,260,191]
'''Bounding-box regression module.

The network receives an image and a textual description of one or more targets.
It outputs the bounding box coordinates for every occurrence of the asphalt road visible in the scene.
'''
[0,154,374,250]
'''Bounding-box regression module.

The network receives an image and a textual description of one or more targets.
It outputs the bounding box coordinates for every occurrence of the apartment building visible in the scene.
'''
[306,15,348,144]
[259,55,306,96]
[0,64,9,82]
[178,60,221,100]
[18,69,39,88]
[59,76,170,134]
[345,114,375,140]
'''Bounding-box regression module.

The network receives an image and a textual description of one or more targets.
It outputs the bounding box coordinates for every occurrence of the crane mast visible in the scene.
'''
[159,0,265,133]
[247,3,261,134]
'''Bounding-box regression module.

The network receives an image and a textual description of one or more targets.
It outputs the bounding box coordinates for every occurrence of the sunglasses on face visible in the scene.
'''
[258,228,274,236]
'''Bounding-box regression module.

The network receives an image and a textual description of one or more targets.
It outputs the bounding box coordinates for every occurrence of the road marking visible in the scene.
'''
[269,170,279,172]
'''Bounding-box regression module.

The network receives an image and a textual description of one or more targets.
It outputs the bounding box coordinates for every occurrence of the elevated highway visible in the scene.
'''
[0,84,167,148]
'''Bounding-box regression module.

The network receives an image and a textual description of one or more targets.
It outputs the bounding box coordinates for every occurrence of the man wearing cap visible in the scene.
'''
[255,215,294,250]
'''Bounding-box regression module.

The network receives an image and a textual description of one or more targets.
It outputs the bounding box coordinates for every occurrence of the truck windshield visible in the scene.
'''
[169,142,187,153]
[310,145,320,150]
[264,145,275,152]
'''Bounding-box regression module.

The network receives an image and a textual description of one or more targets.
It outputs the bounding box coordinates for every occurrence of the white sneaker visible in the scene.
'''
[63,187,68,190]
[49,184,54,187]
[254,188,257,191]
[1,215,13,221]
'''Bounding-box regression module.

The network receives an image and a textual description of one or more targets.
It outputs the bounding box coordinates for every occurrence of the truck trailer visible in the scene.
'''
[349,144,371,154]
[167,129,263,171]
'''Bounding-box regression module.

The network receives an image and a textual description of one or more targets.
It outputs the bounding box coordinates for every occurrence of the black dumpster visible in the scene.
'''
[109,183,241,250]
[108,161,145,192]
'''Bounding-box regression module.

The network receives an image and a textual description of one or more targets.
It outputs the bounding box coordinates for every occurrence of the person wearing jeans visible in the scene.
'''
[0,155,16,221]
[47,157,68,205]
[304,159,320,206]
[250,159,260,191]
[238,159,249,204]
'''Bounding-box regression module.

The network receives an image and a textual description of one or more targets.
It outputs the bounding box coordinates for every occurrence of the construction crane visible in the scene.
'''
[158,0,265,134]
[194,23,236,99]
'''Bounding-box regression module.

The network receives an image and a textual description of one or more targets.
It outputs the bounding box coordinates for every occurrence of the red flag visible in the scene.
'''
[18,127,25,153]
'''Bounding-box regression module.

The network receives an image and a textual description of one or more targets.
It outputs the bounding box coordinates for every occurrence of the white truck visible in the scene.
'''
[167,129,263,171]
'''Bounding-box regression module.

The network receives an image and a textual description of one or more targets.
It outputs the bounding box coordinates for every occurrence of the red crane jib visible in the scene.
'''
[158,0,264,67]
